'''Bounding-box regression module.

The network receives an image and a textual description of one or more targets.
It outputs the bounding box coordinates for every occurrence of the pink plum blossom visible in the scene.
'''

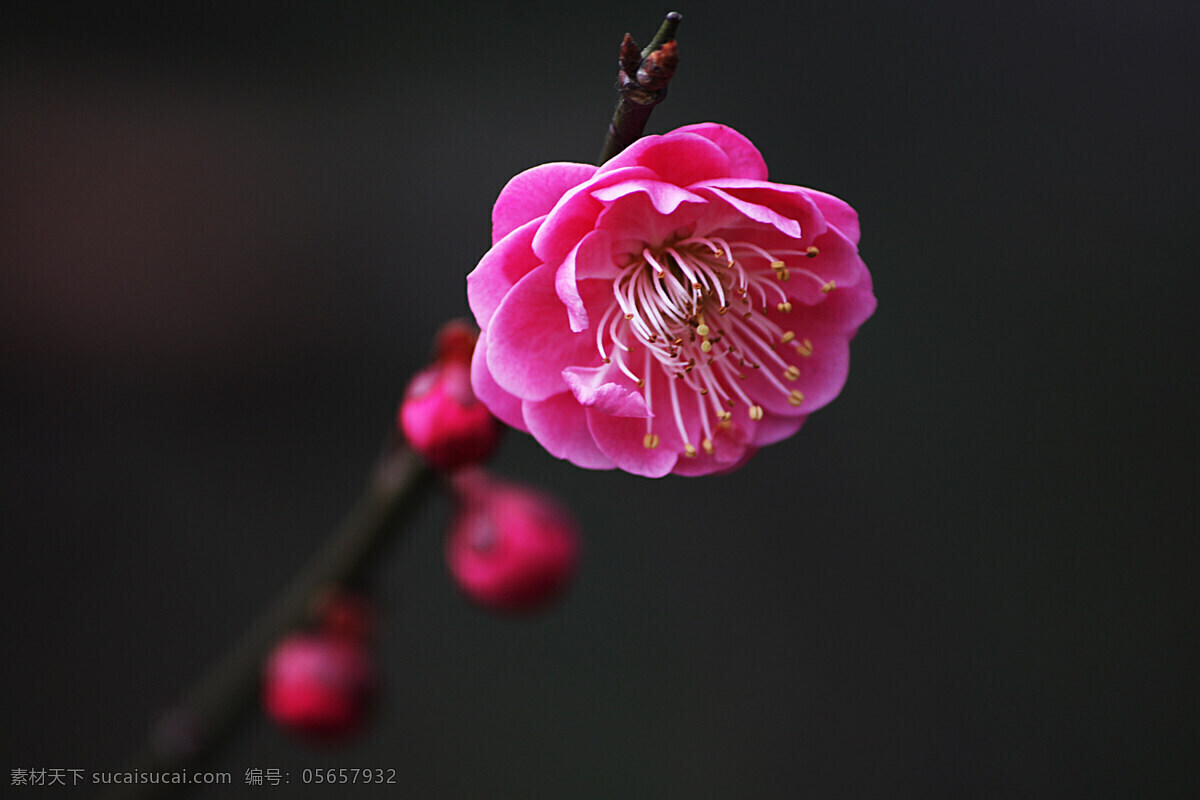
[468,123,875,477]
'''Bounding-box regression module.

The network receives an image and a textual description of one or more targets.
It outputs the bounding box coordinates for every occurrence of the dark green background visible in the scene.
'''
[3,1,1195,796]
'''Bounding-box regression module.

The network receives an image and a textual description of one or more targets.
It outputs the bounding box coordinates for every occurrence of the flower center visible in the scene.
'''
[594,236,834,457]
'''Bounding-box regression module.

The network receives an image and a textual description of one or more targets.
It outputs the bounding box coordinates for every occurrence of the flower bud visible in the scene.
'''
[399,321,502,472]
[446,472,580,614]
[262,632,375,743]
[314,588,374,643]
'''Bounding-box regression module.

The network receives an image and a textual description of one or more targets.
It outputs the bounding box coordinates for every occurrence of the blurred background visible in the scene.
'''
[2,0,1196,796]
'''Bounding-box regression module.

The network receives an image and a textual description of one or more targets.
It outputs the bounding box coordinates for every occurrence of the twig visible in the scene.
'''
[104,444,433,800]
[598,11,683,163]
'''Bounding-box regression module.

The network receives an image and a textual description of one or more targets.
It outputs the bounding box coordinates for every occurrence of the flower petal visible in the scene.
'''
[561,364,651,418]
[749,413,807,446]
[470,329,528,432]
[804,187,861,245]
[596,190,708,256]
[597,131,732,187]
[591,179,706,215]
[740,328,851,416]
[492,162,597,244]
[556,229,614,332]
[802,281,878,334]
[522,393,616,470]
[532,166,658,262]
[670,445,758,477]
[696,179,824,234]
[693,185,803,239]
[467,215,545,329]
[486,264,607,401]
[671,123,769,181]
[668,407,758,476]
[585,408,681,478]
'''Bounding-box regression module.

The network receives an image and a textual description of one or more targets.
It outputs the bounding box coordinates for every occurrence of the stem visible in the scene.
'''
[598,11,682,164]
[104,444,433,800]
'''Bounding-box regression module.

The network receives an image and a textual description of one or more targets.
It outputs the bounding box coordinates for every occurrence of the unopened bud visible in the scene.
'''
[619,33,641,78]
[399,322,502,472]
[445,472,579,614]
[636,40,678,91]
[262,632,375,743]
[313,589,374,643]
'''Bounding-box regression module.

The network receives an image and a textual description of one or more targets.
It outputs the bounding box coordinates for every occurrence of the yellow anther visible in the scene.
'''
[636,378,645,387]
[806,246,819,257]
[796,338,814,357]
[701,340,713,353]
[821,281,836,293]
[643,432,660,449]
[748,405,764,421]
[701,438,715,455]
[784,365,800,381]
[696,323,710,337]
[777,301,792,313]
[781,330,796,344]
[776,268,790,281]
[683,443,697,458]
[719,411,732,422]
[624,313,634,320]
[788,390,804,407]
[770,260,785,270]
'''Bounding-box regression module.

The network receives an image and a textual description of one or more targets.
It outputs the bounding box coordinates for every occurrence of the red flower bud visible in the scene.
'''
[262,632,375,743]
[399,322,502,472]
[314,589,374,643]
[446,472,580,614]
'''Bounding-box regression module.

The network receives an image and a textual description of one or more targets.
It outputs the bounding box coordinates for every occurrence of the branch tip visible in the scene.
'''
[598,13,684,163]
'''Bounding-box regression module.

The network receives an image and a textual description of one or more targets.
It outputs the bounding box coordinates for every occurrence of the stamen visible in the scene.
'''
[667,365,691,446]
[709,237,735,266]
[613,349,642,386]
[595,300,620,361]
[695,391,714,446]
[642,248,666,274]
[610,236,827,455]
[642,347,654,428]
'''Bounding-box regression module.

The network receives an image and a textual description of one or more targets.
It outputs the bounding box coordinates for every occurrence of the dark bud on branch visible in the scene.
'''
[636,40,678,92]
[619,33,641,79]
[598,12,683,163]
